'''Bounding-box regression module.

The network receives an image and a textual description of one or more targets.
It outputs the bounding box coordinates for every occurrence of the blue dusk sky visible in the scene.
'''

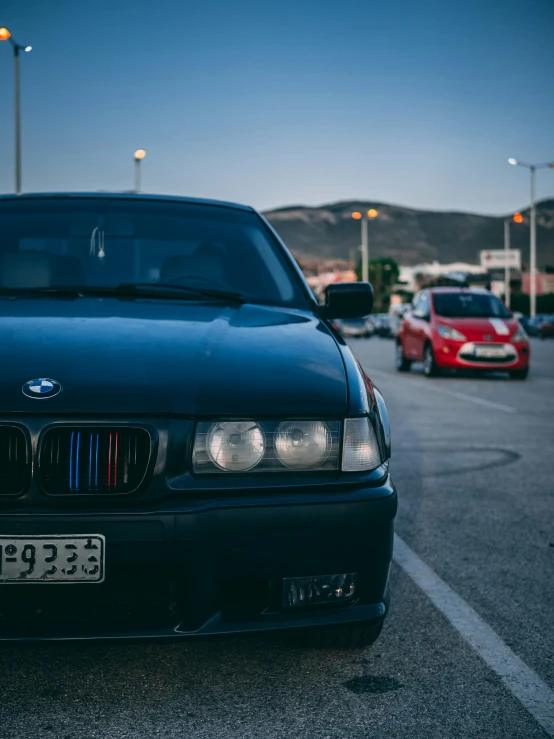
[1,0,553,214]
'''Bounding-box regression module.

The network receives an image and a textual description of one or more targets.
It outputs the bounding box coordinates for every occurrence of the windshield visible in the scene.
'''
[432,292,511,319]
[0,198,307,307]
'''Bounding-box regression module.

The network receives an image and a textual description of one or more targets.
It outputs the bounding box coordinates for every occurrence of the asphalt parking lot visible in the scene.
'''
[1,338,553,739]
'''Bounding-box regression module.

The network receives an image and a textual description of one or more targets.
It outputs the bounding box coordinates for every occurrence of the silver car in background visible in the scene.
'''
[335,316,374,338]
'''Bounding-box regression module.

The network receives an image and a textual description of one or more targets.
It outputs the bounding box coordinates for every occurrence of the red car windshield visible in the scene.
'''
[433,292,511,319]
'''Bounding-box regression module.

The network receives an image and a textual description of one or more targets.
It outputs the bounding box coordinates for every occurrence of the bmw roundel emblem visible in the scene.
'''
[22,378,62,399]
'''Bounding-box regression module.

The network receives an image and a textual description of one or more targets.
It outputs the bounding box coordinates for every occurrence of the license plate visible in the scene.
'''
[474,346,506,358]
[0,535,105,583]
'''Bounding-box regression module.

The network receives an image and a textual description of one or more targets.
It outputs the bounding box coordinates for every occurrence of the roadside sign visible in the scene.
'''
[480,249,521,269]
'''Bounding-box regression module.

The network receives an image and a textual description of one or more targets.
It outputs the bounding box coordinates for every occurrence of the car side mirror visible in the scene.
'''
[322,282,374,319]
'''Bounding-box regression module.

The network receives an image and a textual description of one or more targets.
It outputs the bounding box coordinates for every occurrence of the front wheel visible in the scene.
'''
[395,342,412,372]
[510,367,529,380]
[423,344,439,377]
[299,621,383,649]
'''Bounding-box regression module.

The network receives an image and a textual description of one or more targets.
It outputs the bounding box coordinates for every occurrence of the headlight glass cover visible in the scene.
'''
[206,421,265,471]
[193,420,340,473]
[342,418,382,471]
[511,326,527,342]
[274,421,332,469]
[437,323,466,341]
[373,388,391,461]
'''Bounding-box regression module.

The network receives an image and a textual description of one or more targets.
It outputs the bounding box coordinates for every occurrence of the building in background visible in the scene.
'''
[399,262,488,292]
[522,271,554,296]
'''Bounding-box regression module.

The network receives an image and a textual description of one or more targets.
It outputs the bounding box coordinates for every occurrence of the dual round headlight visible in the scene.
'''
[207,421,265,471]
[206,420,332,472]
[274,420,331,469]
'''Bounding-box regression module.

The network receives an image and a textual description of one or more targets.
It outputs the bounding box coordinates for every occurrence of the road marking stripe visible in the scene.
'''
[368,369,516,413]
[394,534,554,737]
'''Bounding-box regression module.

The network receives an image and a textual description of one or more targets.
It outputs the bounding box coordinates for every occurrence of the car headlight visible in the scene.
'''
[511,327,527,342]
[437,323,466,341]
[206,421,265,471]
[274,421,331,469]
[373,387,391,461]
[193,420,340,473]
[342,418,382,472]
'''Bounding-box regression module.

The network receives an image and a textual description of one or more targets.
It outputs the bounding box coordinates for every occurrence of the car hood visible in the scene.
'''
[0,299,347,416]
[434,316,519,341]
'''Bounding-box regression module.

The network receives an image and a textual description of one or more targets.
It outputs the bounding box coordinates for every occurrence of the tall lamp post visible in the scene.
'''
[0,27,32,195]
[504,212,523,310]
[134,149,146,193]
[508,158,554,317]
[351,208,379,283]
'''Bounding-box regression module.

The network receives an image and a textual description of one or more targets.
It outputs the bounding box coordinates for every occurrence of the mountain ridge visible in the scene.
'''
[263,198,554,268]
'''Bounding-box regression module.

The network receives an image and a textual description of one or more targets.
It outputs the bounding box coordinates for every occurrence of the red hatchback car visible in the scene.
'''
[396,288,530,379]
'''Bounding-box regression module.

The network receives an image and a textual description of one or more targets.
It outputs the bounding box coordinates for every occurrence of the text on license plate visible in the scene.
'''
[0,535,105,583]
[474,346,506,358]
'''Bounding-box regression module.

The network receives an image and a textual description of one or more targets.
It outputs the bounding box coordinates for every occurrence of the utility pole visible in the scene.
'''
[0,27,32,194]
[351,208,379,284]
[504,217,511,309]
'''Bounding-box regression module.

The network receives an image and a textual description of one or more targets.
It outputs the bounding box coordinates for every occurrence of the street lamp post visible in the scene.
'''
[503,216,510,309]
[504,212,524,310]
[351,209,379,283]
[0,27,32,195]
[134,149,146,193]
[508,158,554,317]
[351,212,366,280]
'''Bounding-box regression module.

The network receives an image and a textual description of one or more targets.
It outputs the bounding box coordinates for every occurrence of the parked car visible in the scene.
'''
[0,192,395,647]
[539,315,554,339]
[335,316,374,338]
[371,313,392,338]
[526,314,549,337]
[396,287,530,379]
[388,304,411,338]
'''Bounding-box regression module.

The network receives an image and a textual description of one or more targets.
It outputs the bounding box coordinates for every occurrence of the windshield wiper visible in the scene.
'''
[0,286,86,298]
[116,283,245,303]
[0,284,245,303]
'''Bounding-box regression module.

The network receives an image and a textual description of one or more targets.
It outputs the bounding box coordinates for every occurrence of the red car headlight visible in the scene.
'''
[511,327,528,343]
[437,323,466,341]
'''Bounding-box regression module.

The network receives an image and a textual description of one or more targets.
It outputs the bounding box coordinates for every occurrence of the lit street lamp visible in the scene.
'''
[508,158,554,317]
[504,212,523,310]
[134,149,146,193]
[0,27,32,195]
[351,209,379,283]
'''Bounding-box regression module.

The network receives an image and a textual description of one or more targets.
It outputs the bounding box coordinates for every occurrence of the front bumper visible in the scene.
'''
[433,338,530,370]
[0,476,397,641]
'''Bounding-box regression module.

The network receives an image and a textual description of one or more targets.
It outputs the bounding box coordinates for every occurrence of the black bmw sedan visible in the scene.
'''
[0,193,396,647]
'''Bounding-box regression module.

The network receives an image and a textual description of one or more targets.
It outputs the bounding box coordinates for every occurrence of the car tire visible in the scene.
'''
[423,344,439,377]
[509,367,529,380]
[395,342,412,372]
[299,621,383,649]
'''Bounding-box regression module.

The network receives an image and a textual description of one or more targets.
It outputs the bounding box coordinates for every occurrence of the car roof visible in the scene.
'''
[0,192,255,213]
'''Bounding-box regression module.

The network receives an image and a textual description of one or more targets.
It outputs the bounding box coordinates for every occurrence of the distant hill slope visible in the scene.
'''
[263,199,554,268]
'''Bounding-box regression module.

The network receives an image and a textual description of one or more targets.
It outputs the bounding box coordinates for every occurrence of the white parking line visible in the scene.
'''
[368,369,516,414]
[394,535,554,737]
